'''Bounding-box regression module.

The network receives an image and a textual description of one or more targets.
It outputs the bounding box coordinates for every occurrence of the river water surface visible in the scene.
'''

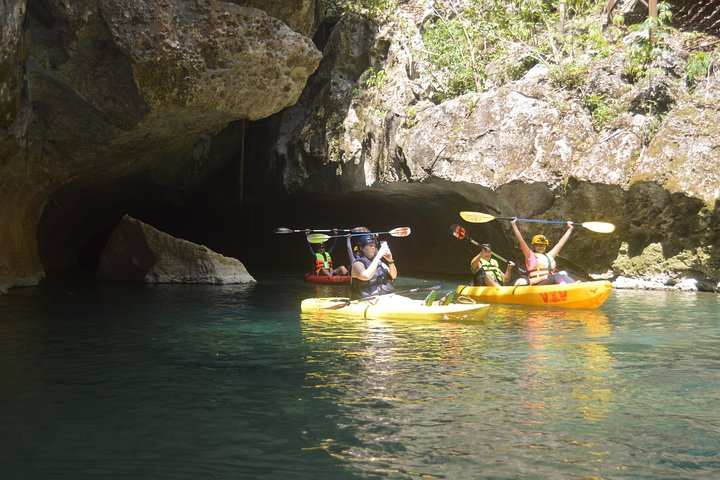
[1,275,719,479]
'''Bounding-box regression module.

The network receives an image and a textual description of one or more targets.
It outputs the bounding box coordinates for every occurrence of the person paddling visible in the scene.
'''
[510,217,575,285]
[470,243,514,286]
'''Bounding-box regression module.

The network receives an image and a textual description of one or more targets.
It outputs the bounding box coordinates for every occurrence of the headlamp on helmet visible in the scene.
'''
[531,234,549,245]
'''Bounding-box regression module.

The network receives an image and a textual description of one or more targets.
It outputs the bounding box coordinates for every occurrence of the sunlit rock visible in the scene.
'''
[97,215,256,284]
[0,0,320,292]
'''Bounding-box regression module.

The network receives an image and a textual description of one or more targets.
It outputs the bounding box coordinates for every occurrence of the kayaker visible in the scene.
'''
[470,243,514,287]
[350,234,397,299]
[346,226,374,264]
[311,241,348,277]
[510,217,575,285]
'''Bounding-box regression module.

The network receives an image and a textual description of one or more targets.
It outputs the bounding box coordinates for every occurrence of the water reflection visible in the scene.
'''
[300,307,617,477]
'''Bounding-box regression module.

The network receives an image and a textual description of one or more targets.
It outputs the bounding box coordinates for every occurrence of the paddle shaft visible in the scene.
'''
[452,225,527,274]
[485,216,581,226]
[459,212,615,233]
[275,227,350,234]
[327,230,404,239]
[324,285,440,310]
[308,227,411,243]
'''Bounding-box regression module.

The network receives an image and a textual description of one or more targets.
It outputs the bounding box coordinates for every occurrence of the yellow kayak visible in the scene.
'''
[456,280,612,309]
[300,295,491,321]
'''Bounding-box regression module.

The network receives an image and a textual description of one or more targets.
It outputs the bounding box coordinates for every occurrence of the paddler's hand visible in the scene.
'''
[378,241,390,258]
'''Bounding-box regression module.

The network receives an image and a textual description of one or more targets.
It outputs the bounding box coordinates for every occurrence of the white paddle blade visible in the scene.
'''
[389,227,412,237]
[459,211,495,223]
[582,222,615,233]
[274,227,294,234]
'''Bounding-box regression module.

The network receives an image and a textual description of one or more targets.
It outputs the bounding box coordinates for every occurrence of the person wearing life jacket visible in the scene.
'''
[350,234,397,299]
[346,226,375,265]
[312,242,348,277]
[510,218,575,285]
[470,243,515,287]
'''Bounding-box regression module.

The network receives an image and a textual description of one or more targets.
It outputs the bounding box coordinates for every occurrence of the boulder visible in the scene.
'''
[97,215,256,284]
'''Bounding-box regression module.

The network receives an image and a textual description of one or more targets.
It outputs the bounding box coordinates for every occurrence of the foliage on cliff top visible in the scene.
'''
[328,0,719,103]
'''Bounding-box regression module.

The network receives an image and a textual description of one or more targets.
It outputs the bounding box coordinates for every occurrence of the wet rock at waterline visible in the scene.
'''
[97,215,256,284]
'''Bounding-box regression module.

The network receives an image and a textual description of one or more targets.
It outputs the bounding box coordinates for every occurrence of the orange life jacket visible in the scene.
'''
[527,253,556,285]
[315,252,333,274]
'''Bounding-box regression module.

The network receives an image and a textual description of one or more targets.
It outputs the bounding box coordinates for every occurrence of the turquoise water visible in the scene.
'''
[1,275,719,479]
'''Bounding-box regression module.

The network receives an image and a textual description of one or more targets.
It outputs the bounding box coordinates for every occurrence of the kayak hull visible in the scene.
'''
[301,296,490,321]
[456,280,612,309]
[304,274,351,285]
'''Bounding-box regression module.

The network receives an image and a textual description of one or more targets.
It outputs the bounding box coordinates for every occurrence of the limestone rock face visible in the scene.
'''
[0,0,25,129]
[0,0,320,293]
[232,0,319,37]
[97,215,256,284]
[273,3,720,290]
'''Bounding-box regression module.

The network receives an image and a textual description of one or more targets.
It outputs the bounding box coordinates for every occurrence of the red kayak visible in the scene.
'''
[304,274,351,285]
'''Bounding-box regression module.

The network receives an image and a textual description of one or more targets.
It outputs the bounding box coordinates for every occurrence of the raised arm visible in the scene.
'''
[511,218,532,259]
[549,221,574,257]
[327,237,337,255]
[306,241,316,257]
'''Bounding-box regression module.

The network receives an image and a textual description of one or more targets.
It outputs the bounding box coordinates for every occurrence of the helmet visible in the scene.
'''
[479,243,492,251]
[531,234,549,245]
[315,243,326,250]
[357,234,377,247]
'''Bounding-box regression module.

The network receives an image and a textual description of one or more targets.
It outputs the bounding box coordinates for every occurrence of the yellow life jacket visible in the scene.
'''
[479,258,504,285]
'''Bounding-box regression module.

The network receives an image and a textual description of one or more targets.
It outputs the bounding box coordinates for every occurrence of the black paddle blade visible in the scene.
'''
[323,299,351,310]
[450,224,466,240]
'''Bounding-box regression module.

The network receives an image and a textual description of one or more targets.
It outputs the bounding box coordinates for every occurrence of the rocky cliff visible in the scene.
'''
[274,1,720,291]
[1,0,719,294]
[0,0,321,293]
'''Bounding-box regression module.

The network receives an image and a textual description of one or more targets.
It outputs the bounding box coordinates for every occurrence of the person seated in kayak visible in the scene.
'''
[510,217,575,285]
[311,242,348,277]
[350,234,397,299]
[470,243,514,287]
[346,226,375,264]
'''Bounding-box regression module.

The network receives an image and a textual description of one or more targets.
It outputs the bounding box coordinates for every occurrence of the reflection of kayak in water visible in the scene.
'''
[300,295,490,321]
[304,274,351,284]
[456,280,612,309]
[491,305,611,333]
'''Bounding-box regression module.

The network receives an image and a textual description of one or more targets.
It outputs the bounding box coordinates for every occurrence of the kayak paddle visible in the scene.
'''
[323,285,442,310]
[459,211,615,233]
[450,224,527,274]
[307,227,412,244]
[274,227,351,234]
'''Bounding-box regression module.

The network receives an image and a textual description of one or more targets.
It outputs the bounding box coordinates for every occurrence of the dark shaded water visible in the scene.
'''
[1,276,719,479]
